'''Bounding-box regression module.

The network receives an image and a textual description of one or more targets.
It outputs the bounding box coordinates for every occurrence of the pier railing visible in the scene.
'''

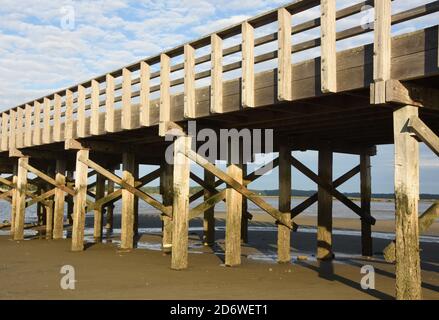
[1,0,438,152]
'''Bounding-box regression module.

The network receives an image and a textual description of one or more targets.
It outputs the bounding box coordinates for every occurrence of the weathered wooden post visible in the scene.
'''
[161,161,173,253]
[278,143,291,263]
[203,169,215,245]
[360,153,373,256]
[66,170,74,225]
[121,153,136,250]
[13,157,28,240]
[241,164,248,244]
[53,159,66,239]
[93,173,106,239]
[171,135,191,270]
[317,147,333,260]
[393,106,421,300]
[71,149,89,251]
[10,164,18,237]
[45,165,55,238]
[105,173,115,231]
[225,160,243,267]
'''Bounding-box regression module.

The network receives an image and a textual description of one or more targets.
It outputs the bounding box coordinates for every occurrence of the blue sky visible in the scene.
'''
[0,0,438,193]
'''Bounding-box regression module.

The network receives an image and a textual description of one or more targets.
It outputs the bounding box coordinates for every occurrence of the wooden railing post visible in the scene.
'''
[77,85,87,137]
[184,44,196,118]
[90,79,101,135]
[42,97,51,144]
[33,101,42,146]
[65,89,74,140]
[105,74,116,133]
[211,34,223,114]
[278,8,292,101]
[320,0,337,93]
[16,107,24,148]
[373,0,391,103]
[24,104,32,146]
[122,68,133,130]
[242,21,255,108]
[159,54,171,136]
[140,61,151,126]
[1,113,9,151]
[53,94,62,141]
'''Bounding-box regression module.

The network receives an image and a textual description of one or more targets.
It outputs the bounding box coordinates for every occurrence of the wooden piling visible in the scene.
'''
[53,159,66,239]
[161,161,173,253]
[121,153,135,249]
[225,162,243,267]
[317,148,333,260]
[241,164,248,244]
[71,149,89,251]
[45,200,54,237]
[393,106,421,300]
[278,144,291,263]
[13,157,28,240]
[360,153,373,256]
[66,170,74,225]
[105,171,115,231]
[171,136,191,270]
[203,169,215,246]
[93,173,106,239]
[10,164,17,237]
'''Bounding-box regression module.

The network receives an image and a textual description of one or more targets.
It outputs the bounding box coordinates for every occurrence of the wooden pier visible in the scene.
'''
[1,0,438,300]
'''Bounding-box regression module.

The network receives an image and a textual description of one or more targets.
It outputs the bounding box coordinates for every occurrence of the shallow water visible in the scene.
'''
[0,196,433,224]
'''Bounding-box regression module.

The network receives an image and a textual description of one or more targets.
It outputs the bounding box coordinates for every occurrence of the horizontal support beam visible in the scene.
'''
[189,189,226,220]
[385,80,439,109]
[26,188,56,208]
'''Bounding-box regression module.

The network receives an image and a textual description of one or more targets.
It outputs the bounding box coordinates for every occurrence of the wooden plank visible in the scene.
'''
[53,94,62,141]
[77,85,87,137]
[42,97,51,144]
[65,89,74,140]
[184,44,196,118]
[16,107,24,148]
[90,79,101,135]
[1,113,9,151]
[360,153,373,257]
[408,116,439,157]
[373,0,391,103]
[13,157,28,241]
[171,136,191,270]
[122,68,133,130]
[317,148,333,260]
[211,34,223,114]
[320,0,337,93]
[225,162,242,266]
[71,149,89,251]
[93,173,106,239]
[105,74,116,132]
[33,101,41,145]
[242,21,255,108]
[203,170,215,245]
[278,143,291,263]
[161,161,173,253]
[24,104,33,146]
[277,8,292,101]
[184,148,292,228]
[159,54,171,136]
[121,153,135,249]
[53,159,66,240]
[393,105,421,300]
[8,110,16,151]
[386,80,439,109]
[140,61,151,126]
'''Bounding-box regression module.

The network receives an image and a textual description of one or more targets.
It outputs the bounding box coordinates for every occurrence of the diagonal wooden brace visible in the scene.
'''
[291,156,376,225]
[79,156,172,217]
[182,148,292,229]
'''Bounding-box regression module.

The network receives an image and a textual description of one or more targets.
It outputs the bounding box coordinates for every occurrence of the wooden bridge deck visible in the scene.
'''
[1,0,439,300]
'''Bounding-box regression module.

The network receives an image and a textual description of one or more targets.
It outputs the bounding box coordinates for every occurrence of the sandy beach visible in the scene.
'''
[0,213,438,300]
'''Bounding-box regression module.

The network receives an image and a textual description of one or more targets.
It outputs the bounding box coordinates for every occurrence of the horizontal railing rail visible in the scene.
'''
[0,0,438,152]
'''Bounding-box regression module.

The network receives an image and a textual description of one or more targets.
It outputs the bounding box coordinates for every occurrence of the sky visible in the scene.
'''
[0,0,438,193]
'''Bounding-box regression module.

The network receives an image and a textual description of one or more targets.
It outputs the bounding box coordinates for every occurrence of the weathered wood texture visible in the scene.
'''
[171,136,191,270]
[13,157,28,240]
[393,105,421,300]
[360,153,373,257]
[53,159,66,240]
[317,148,333,260]
[278,143,291,263]
[161,161,173,253]
[121,153,136,249]
[203,169,215,245]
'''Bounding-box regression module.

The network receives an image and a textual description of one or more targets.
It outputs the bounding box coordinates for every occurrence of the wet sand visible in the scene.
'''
[0,214,438,300]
